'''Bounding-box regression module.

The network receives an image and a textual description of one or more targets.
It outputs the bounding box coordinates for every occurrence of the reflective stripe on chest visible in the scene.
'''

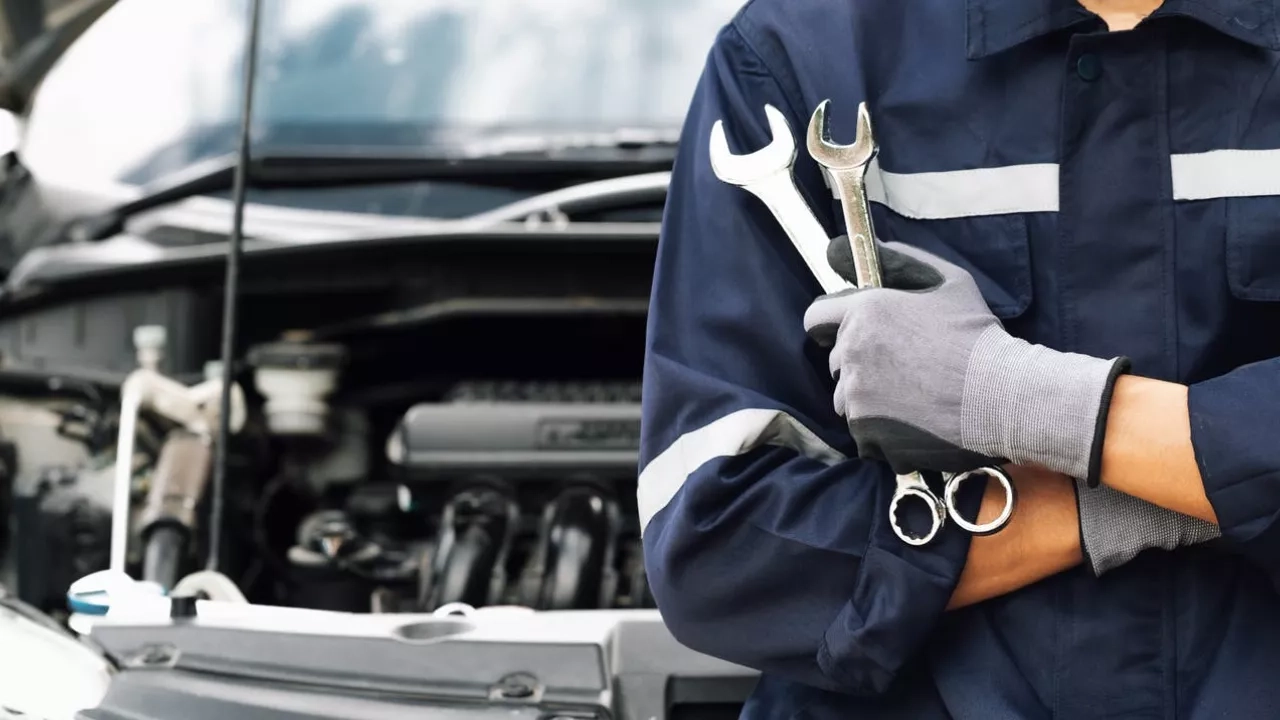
[832,151,1280,219]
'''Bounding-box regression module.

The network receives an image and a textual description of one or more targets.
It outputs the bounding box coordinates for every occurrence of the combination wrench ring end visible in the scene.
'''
[944,466,1017,536]
[889,482,946,547]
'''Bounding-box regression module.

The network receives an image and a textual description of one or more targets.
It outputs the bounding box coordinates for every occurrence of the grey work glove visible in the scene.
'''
[803,238,1130,485]
[1076,480,1220,575]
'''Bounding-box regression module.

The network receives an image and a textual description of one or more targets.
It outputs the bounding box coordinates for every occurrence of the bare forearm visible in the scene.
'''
[949,374,1225,610]
[1098,376,1218,524]
[948,466,1082,610]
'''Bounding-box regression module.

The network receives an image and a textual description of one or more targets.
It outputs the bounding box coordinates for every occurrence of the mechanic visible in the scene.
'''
[638,0,1280,717]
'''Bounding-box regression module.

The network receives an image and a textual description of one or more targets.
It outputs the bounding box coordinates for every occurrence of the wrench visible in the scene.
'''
[805,99,1016,545]
[709,104,853,295]
[805,100,884,290]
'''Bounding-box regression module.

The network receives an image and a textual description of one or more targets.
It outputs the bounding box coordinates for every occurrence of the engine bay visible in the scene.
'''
[0,233,657,619]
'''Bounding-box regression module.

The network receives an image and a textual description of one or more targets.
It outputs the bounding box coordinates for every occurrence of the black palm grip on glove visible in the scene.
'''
[807,237,946,348]
[826,235,944,292]
[848,417,1007,475]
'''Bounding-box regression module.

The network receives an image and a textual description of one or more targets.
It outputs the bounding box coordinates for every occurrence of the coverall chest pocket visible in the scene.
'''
[1227,197,1280,301]
[866,204,1033,319]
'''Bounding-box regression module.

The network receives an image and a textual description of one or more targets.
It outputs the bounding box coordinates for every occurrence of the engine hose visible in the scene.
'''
[434,524,497,608]
[539,488,619,610]
[142,525,186,591]
[427,487,519,610]
[136,431,212,588]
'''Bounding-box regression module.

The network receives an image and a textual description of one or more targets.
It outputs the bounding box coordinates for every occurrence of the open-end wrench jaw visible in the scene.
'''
[709,104,797,186]
[806,99,878,170]
[707,104,851,294]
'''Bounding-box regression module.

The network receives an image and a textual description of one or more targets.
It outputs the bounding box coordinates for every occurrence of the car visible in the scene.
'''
[0,1,757,718]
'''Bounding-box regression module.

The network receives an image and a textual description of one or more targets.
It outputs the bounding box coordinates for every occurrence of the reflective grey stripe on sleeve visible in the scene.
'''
[637,408,846,535]
[840,158,1060,219]
[1171,149,1280,200]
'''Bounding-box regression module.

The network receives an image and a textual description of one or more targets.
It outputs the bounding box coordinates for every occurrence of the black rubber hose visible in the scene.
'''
[541,489,616,610]
[142,525,186,591]
[434,524,497,608]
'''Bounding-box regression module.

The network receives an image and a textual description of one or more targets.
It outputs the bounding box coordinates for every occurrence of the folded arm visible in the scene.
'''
[1103,362,1280,584]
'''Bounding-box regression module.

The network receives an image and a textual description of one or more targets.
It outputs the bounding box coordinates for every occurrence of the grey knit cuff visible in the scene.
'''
[961,327,1124,481]
[1075,480,1222,576]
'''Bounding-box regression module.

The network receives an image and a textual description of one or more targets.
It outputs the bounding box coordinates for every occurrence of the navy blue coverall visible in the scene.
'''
[639,0,1280,717]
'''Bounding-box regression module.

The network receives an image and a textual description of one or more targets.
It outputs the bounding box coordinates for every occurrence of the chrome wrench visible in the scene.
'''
[805,100,884,290]
[709,104,853,295]
[806,99,1015,545]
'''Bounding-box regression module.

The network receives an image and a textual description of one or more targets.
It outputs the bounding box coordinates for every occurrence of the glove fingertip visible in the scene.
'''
[802,292,857,334]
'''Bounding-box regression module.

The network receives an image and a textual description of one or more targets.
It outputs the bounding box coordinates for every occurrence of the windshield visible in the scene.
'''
[20,0,741,199]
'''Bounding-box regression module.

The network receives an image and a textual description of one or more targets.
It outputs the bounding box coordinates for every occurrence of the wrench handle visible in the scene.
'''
[743,173,853,295]
[827,167,884,289]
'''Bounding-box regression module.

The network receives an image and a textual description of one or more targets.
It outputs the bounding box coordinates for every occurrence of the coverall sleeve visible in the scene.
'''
[638,23,981,696]
[1189,360,1280,583]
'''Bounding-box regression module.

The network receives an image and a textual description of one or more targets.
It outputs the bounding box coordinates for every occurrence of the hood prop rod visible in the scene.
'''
[207,0,263,573]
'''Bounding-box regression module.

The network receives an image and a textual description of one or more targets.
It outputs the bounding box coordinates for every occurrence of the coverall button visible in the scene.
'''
[1076,53,1102,82]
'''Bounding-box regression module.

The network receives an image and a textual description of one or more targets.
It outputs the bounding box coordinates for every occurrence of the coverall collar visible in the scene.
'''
[967,0,1280,58]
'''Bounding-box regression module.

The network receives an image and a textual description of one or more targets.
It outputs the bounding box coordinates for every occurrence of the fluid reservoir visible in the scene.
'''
[248,338,346,436]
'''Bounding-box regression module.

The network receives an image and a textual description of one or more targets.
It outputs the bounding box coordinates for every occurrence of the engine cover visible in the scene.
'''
[388,401,641,473]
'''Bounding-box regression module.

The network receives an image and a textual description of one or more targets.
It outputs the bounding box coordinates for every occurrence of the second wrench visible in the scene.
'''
[806,100,883,290]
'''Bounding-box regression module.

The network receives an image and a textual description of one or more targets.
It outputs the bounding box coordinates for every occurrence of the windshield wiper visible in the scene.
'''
[70,144,676,242]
